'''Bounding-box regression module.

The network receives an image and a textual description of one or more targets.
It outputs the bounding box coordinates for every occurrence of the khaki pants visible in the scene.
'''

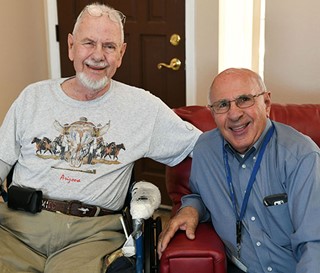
[0,203,125,273]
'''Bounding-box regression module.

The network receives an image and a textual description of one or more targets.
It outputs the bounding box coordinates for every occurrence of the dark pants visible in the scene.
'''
[106,256,135,273]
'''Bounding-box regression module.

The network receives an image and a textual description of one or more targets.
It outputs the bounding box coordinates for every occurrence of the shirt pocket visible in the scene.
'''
[263,203,293,246]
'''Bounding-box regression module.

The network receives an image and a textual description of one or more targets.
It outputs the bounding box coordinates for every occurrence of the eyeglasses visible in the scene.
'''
[208,91,266,114]
[85,5,126,26]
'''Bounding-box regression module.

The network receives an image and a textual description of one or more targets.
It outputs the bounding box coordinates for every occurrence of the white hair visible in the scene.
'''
[73,3,126,43]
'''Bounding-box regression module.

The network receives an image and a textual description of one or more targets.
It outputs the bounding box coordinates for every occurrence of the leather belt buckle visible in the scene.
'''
[67,200,90,216]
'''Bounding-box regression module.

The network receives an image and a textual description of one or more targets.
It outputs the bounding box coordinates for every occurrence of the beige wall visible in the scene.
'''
[0,0,49,123]
[194,1,219,105]
[263,1,320,104]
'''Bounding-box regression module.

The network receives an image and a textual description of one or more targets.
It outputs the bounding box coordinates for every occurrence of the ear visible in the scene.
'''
[67,33,75,61]
[265,91,272,117]
[117,43,127,68]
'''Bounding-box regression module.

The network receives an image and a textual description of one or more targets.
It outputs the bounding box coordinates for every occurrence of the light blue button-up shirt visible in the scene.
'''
[182,119,320,273]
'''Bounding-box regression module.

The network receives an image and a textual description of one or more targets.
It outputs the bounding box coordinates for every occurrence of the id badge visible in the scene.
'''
[230,255,248,272]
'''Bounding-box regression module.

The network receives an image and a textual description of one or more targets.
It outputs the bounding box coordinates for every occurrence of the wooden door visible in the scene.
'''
[56,0,186,205]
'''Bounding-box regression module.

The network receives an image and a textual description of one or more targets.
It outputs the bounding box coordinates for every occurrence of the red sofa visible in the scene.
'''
[160,103,320,273]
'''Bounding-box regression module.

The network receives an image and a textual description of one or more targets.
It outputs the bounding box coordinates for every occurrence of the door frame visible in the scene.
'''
[44,0,196,105]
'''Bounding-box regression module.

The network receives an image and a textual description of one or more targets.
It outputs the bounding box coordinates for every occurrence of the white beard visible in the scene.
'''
[77,72,109,91]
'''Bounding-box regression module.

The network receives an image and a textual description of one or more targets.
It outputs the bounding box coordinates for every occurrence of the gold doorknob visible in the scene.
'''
[157,58,181,71]
[170,34,181,46]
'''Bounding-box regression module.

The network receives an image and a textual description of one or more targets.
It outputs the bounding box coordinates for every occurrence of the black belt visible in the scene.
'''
[42,198,121,217]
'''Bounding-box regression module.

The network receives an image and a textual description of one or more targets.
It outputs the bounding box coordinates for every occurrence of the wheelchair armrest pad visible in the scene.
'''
[160,223,227,273]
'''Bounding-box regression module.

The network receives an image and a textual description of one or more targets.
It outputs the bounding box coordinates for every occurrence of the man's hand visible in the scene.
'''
[157,206,199,259]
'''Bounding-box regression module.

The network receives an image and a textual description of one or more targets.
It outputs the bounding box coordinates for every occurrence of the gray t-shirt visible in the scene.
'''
[0,78,201,210]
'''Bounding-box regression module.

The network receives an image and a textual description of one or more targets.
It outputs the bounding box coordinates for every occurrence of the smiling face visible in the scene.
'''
[209,68,271,154]
[68,11,126,92]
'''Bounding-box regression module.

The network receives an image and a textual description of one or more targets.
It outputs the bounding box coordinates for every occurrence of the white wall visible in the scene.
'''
[264,0,320,103]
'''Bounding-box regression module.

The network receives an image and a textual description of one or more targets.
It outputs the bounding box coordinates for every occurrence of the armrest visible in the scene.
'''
[160,223,227,273]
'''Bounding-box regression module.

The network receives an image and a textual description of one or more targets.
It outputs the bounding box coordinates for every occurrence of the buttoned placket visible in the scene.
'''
[240,154,276,273]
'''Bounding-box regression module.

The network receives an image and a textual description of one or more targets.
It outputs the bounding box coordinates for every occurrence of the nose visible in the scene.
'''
[227,101,244,120]
[91,44,105,61]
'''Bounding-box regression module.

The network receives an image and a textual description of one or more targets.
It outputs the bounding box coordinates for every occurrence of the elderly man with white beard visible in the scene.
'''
[0,3,201,273]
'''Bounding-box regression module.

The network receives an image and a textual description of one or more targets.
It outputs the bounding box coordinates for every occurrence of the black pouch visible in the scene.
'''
[8,185,43,213]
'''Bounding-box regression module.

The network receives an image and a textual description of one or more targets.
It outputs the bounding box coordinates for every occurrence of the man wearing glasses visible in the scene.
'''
[0,3,201,272]
[158,68,320,273]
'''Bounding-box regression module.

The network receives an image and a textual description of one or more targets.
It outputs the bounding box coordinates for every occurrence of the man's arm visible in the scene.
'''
[291,152,320,272]
[0,159,12,186]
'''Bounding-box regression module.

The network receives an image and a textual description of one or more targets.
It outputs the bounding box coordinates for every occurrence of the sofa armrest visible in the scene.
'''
[160,223,227,273]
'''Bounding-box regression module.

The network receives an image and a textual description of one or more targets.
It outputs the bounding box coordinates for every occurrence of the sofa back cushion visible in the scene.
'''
[166,103,320,212]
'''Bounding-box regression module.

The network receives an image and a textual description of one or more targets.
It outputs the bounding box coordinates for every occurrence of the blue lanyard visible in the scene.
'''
[223,123,275,257]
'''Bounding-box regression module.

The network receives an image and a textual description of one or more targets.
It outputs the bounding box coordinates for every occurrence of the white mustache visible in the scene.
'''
[85,60,108,68]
